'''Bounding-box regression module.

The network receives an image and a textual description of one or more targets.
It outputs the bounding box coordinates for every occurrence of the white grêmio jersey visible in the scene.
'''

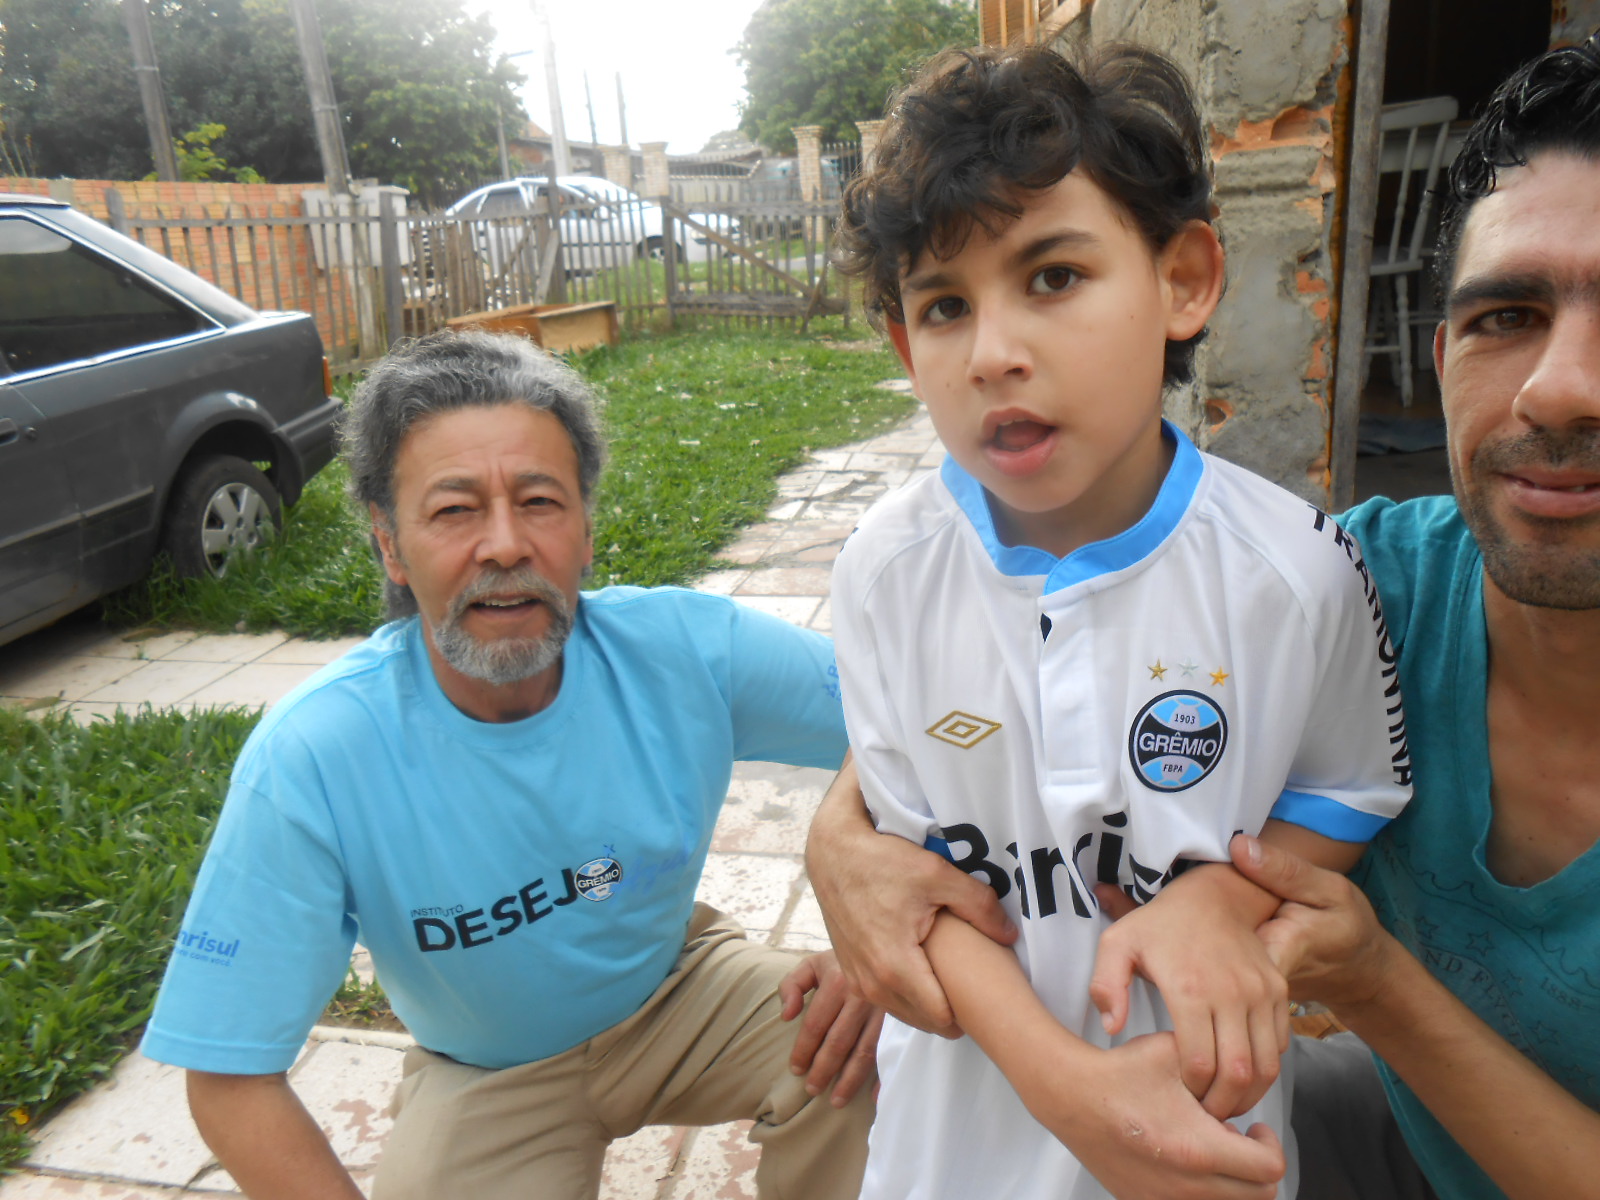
[832,424,1411,1200]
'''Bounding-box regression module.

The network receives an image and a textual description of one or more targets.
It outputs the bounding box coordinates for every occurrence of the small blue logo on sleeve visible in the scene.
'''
[1128,690,1227,791]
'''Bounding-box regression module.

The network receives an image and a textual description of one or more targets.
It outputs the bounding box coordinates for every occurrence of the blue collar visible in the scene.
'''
[939,420,1204,594]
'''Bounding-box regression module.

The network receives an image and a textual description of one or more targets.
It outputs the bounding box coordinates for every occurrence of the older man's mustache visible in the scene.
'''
[444,567,571,625]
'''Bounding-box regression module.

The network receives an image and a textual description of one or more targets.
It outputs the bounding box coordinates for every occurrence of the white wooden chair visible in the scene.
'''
[1365,95,1459,406]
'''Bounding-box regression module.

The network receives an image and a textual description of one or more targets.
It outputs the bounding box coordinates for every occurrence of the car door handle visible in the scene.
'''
[0,417,34,446]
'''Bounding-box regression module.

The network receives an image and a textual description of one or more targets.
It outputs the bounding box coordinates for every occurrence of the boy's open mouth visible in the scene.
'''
[991,418,1055,453]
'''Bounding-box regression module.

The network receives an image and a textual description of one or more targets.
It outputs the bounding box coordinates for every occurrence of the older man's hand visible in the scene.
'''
[780,951,883,1106]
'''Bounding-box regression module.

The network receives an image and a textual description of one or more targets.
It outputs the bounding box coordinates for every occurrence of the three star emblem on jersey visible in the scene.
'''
[926,711,1003,749]
[1128,690,1228,792]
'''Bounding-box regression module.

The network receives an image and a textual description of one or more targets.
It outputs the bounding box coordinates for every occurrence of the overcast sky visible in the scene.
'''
[466,0,769,155]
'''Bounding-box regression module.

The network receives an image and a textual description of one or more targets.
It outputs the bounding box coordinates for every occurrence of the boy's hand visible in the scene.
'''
[1027,1032,1285,1200]
[779,950,884,1107]
[1088,868,1288,1121]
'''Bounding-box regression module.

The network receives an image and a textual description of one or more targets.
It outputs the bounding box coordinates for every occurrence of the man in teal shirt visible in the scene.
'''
[806,31,1600,1200]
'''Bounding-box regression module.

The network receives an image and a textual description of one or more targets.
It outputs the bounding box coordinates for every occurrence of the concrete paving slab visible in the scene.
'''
[714,539,777,566]
[0,656,146,704]
[695,853,804,939]
[711,765,830,856]
[691,569,748,596]
[79,661,237,707]
[808,599,832,634]
[732,568,832,598]
[22,1054,213,1188]
[599,1124,684,1200]
[284,1040,403,1170]
[182,664,319,710]
[727,597,819,627]
[664,1121,759,1200]
[86,632,200,662]
[780,885,833,952]
[155,633,289,664]
[764,499,805,522]
[0,1176,198,1198]
[254,637,367,667]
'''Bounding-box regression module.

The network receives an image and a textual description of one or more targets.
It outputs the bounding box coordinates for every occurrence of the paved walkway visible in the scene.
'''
[0,395,939,1199]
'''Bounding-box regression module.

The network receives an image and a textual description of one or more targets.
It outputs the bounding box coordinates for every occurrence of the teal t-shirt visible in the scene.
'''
[1341,496,1600,1199]
[140,587,847,1074]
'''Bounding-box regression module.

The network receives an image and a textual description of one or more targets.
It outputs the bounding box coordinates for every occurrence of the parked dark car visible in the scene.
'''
[0,194,339,648]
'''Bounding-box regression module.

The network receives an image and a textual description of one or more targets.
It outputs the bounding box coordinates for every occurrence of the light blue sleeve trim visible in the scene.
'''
[1270,789,1392,843]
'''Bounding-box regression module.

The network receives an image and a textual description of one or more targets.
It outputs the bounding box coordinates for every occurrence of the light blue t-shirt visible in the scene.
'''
[1341,496,1600,1200]
[140,587,846,1074]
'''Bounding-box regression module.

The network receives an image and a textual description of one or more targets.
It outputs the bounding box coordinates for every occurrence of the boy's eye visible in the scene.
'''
[923,296,968,325]
[1029,265,1078,295]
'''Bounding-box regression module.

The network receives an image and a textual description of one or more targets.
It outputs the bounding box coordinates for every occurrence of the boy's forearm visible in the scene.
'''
[924,912,1097,1112]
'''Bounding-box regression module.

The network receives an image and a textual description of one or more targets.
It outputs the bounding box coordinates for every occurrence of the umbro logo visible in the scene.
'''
[926,711,1002,749]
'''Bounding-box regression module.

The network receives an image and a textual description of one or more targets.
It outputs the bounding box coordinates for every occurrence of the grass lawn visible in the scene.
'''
[3,326,911,1167]
[0,706,256,1166]
[106,326,909,638]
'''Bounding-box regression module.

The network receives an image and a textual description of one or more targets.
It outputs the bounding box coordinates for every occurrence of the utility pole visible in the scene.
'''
[583,71,599,147]
[533,0,572,178]
[287,0,352,196]
[616,73,629,147]
[120,0,179,182]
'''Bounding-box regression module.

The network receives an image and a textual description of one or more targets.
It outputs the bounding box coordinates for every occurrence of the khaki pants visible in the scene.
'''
[373,905,873,1200]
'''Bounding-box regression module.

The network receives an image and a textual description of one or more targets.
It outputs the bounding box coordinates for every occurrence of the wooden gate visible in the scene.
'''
[657,199,849,327]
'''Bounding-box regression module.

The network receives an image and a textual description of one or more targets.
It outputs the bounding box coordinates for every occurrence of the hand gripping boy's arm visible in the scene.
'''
[1087,819,1366,1120]
[925,914,1286,1199]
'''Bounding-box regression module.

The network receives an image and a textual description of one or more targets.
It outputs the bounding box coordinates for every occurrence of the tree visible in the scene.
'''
[0,0,525,205]
[736,0,975,153]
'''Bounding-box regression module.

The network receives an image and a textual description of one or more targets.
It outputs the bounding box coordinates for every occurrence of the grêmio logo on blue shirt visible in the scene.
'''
[411,856,624,952]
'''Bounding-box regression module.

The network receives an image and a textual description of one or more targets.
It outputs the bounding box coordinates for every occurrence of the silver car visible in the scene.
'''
[445,175,742,274]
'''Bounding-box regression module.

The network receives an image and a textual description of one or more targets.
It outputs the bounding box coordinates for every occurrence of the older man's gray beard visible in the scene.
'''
[1457,427,1600,610]
[430,566,575,686]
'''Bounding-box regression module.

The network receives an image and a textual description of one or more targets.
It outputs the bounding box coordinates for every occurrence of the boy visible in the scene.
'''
[828,43,1412,1199]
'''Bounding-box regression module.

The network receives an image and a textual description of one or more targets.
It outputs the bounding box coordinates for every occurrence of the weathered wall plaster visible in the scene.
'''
[1057,0,1348,501]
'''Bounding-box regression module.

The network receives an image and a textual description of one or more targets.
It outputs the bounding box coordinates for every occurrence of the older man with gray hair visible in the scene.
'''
[140,329,877,1200]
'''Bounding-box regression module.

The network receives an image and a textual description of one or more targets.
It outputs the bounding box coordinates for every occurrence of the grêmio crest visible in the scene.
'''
[1128,690,1227,792]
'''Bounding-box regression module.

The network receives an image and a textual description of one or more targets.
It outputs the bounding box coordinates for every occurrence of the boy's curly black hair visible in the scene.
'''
[832,42,1214,385]
[1434,31,1600,298]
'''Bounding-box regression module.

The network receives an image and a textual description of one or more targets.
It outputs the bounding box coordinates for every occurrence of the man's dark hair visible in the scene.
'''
[342,328,607,617]
[1435,30,1600,297]
[833,42,1214,385]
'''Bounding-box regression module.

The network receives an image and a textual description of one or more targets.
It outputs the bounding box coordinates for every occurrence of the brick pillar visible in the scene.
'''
[855,119,887,170]
[794,125,824,201]
[793,125,825,247]
[640,142,670,199]
[602,146,634,189]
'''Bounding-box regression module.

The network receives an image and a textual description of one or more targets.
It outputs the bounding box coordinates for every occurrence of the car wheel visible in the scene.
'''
[638,236,686,263]
[161,455,282,579]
